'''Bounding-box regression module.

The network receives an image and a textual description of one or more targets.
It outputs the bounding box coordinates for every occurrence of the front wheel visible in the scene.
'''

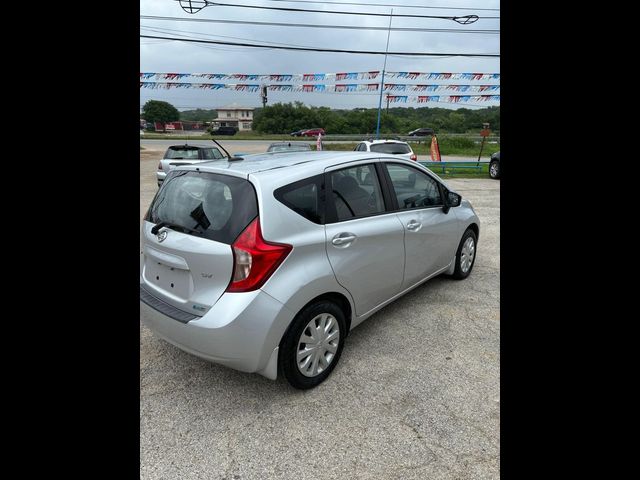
[452,229,478,280]
[489,160,501,179]
[279,301,346,389]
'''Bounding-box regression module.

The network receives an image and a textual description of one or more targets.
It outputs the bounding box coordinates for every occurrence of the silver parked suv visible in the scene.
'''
[140,152,480,389]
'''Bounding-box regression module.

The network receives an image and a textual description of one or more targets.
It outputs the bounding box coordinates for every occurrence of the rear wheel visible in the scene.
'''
[489,160,501,179]
[452,229,477,280]
[280,301,346,389]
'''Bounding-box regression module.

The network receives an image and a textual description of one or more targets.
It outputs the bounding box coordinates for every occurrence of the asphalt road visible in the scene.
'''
[140,139,486,163]
[139,150,500,479]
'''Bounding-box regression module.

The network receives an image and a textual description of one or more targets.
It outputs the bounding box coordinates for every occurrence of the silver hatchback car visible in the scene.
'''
[140,152,480,389]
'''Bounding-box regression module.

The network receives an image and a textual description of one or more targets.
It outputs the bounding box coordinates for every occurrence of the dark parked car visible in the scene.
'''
[407,128,435,137]
[209,126,238,136]
[301,128,325,137]
[489,151,500,179]
[267,142,313,153]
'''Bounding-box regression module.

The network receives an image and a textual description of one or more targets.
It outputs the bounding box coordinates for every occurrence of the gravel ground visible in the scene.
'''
[139,150,500,479]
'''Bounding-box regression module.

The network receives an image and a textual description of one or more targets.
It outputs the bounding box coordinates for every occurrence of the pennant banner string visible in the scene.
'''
[140,82,499,93]
[139,82,499,103]
[140,71,500,82]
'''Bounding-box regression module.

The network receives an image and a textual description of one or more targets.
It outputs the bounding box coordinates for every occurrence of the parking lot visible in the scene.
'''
[139,147,500,479]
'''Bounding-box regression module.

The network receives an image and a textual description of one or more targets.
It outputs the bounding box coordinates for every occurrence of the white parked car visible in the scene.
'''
[156,144,226,187]
[353,139,417,161]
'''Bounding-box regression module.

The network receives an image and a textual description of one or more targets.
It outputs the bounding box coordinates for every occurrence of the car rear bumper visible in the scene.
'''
[156,171,166,186]
[140,283,295,378]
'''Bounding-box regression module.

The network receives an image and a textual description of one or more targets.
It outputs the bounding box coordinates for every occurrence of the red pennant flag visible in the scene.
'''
[430,135,441,162]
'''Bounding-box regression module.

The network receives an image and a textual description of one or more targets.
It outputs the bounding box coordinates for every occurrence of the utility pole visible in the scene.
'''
[261,85,268,108]
[375,9,393,139]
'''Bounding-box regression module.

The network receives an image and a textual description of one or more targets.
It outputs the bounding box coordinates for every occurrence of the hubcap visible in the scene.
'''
[297,313,340,377]
[460,237,475,273]
[490,163,498,176]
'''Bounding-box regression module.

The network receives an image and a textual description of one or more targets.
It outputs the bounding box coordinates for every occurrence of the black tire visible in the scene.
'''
[452,229,478,280]
[279,300,347,389]
[489,159,501,179]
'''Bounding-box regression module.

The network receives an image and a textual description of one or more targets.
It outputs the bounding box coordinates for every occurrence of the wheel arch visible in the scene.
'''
[279,291,353,348]
[466,222,480,242]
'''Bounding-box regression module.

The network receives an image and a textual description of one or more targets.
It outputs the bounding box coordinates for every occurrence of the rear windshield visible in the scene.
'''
[267,144,311,152]
[369,143,411,155]
[164,147,223,160]
[165,147,199,160]
[146,171,258,244]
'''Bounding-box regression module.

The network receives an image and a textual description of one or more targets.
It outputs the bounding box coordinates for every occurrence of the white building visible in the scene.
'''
[213,103,254,132]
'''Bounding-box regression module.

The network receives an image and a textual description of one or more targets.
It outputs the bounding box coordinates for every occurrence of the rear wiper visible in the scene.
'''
[151,221,204,236]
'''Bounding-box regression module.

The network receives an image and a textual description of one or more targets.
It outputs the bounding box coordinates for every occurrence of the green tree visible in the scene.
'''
[179,108,217,122]
[142,100,180,132]
[252,102,499,135]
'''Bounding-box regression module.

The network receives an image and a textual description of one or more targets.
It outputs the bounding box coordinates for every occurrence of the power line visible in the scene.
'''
[174,1,497,22]
[141,15,499,34]
[140,34,500,57]
[266,0,500,12]
[141,25,301,49]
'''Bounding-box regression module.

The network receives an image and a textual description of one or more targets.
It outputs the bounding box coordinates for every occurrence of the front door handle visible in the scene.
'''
[332,233,357,246]
[406,221,422,231]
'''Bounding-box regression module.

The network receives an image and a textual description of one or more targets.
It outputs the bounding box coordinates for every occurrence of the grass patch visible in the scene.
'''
[423,164,490,178]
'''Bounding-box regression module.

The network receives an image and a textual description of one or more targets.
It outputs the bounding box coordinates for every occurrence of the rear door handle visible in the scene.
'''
[406,221,422,231]
[332,233,357,246]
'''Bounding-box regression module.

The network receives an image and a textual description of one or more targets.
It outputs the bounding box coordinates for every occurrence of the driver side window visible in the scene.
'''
[385,163,443,209]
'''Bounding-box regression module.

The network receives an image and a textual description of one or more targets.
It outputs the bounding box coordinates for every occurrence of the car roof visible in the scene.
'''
[174,151,408,177]
[172,151,449,191]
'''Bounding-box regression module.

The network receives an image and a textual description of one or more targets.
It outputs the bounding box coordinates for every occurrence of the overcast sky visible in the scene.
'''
[140,0,500,111]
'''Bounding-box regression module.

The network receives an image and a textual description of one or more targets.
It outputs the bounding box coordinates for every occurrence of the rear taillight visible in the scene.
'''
[227,217,292,293]
[410,154,417,161]
[158,161,163,170]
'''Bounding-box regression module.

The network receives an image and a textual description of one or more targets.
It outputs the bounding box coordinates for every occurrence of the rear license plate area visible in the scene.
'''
[144,260,193,300]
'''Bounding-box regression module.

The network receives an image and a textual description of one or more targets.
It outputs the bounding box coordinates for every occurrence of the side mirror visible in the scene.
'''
[448,191,462,207]
[442,191,461,214]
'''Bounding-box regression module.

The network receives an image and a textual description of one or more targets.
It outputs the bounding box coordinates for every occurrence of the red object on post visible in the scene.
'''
[430,135,441,162]
[480,129,491,137]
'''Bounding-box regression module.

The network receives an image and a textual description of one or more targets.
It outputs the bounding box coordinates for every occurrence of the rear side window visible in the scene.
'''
[370,143,411,154]
[146,171,257,244]
[327,164,385,222]
[274,174,324,224]
[201,148,223,160]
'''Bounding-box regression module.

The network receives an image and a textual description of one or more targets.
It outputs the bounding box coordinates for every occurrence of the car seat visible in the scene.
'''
[334,175,372,218]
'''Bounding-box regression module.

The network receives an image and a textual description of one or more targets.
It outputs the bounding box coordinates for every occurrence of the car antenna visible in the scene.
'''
[211,138,243,161]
